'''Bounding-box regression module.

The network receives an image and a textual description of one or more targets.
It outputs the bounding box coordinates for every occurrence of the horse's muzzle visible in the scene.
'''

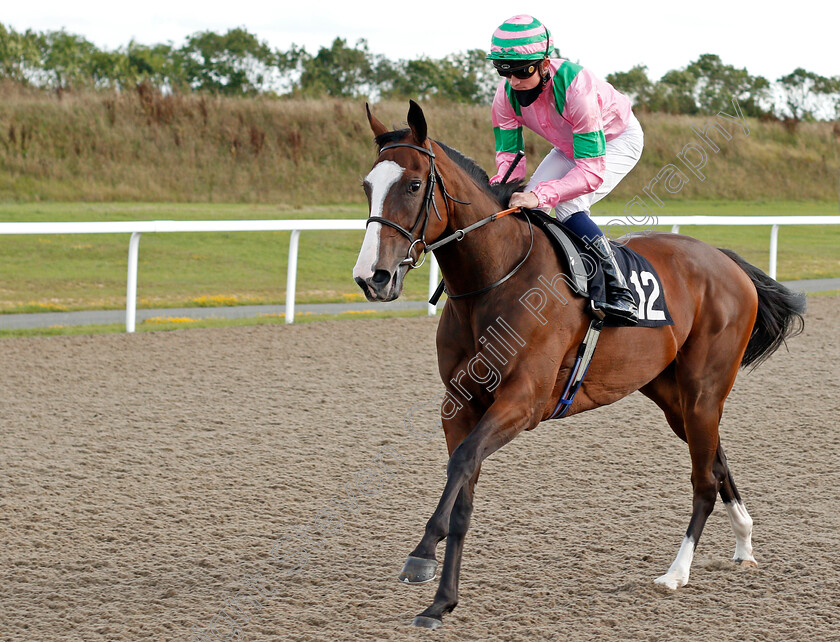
[355,269,397,301]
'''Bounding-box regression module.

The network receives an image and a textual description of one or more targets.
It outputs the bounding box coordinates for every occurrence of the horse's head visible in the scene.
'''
[353,101,451,302]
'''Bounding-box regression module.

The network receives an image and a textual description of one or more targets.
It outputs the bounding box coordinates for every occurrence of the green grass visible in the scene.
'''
[591,199,840,280]
[0,200,838,314]
[0,201,382,312]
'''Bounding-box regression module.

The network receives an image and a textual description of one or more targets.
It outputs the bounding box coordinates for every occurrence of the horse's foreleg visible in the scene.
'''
[410,469,479,629]
[399,464,480,587]
[399,405,483,585]
[409,396,538,628]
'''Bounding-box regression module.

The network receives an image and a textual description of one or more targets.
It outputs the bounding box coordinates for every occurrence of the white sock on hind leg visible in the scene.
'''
[724,501,756,564]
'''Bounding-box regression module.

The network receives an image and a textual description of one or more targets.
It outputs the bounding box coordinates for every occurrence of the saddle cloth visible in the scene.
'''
[526,210,674,328]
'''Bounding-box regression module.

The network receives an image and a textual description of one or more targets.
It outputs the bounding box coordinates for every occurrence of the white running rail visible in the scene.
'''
[0,216,837,332]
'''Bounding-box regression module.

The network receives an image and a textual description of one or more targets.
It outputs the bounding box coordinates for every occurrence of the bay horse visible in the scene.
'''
[353,101,805,629]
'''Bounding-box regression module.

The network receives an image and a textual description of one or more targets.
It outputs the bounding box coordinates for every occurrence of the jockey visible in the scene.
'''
[487,14,643,325]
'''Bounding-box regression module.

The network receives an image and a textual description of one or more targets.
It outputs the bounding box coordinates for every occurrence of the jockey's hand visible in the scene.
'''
[509,191,539,210]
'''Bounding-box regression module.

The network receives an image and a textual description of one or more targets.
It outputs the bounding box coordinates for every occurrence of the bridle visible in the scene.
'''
[366,142,468,270]
[365,141,535,300]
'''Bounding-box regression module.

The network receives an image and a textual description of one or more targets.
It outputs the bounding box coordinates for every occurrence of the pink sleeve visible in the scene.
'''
[489,81,527,185]
[490,152,527,185]
[531,157,605,208]
[530,69,606,208]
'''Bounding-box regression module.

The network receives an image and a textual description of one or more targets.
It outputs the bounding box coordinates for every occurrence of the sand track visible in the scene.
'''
[1,296,838,641]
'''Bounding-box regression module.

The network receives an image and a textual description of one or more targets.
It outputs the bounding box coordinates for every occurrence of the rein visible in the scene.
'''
[366,142,534,300]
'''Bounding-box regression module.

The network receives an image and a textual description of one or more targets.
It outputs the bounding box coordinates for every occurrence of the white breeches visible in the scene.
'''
[525,113,644,221]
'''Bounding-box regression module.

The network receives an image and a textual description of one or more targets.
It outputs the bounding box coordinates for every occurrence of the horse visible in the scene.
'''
[352,100,805,629]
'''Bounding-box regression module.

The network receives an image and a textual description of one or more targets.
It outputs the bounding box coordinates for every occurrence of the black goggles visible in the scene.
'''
[494,60,541,79]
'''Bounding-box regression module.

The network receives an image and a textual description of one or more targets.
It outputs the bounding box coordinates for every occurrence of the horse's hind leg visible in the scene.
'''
[657,393,723,589]
[642,390,717,590]
[641,351,750,589]
[716,446,757,566]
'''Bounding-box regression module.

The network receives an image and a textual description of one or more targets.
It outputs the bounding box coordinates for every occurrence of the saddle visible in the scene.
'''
[524,210,674,419]
[524,210,674,328]
[427,209,673,329]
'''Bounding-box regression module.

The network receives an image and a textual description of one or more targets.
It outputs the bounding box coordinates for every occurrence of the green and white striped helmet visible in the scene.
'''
[488,14,554,61]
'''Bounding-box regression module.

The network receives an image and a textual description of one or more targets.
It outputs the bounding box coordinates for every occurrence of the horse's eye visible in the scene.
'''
[409,180,422,194]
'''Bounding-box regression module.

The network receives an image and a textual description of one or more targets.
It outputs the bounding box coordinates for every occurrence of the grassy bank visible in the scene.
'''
[0,200,837,314]
[0,85,838,205]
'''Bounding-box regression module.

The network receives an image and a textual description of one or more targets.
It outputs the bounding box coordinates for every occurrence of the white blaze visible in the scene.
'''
[353,161,404,281]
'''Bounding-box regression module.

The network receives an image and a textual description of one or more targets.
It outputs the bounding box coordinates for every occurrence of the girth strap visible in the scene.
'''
[549,317,604,419]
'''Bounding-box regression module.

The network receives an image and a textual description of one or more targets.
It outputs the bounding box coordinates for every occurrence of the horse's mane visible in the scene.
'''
[374,129,523,208]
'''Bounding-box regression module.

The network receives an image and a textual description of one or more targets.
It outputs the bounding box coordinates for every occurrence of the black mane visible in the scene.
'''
[373,129,523,208]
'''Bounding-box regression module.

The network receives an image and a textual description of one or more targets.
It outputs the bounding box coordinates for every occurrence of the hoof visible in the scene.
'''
[412,615,442,630]
[734,558,758,568]
[399,556,437,585]
[653,573,688,590]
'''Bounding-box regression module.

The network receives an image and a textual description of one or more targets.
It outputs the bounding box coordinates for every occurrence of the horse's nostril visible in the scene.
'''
[371,270,391,286]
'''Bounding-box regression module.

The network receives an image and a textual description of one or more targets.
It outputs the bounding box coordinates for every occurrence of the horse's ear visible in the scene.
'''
[366,103,388,139]
[407,100,427,146]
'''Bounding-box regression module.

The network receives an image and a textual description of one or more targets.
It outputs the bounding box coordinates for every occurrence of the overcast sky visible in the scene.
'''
[5,0,837,82]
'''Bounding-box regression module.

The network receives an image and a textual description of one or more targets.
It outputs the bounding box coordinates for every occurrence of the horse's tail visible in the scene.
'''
[718,248,806,369]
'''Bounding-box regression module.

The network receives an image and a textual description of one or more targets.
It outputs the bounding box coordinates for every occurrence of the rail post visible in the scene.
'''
[286,230,301,324]
[769,224,779,280]
[126,232,142,333]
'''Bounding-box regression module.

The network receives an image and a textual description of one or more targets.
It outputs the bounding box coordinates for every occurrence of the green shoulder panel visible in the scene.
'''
[504,83,522,117]
[551,60,583,117]
[495,83,523,153]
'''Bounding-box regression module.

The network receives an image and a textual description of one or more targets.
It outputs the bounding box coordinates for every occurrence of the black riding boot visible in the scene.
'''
[590,236,639,325]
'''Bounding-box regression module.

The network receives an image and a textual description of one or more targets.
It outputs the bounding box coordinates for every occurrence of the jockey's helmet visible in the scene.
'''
[487,14,554,71]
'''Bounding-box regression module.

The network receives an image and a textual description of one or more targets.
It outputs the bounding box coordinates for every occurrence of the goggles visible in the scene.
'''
[493,60,542,79]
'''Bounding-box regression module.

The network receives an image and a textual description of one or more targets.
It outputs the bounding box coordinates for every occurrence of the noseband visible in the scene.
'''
[365,141,535,300]
[365,142,469,270]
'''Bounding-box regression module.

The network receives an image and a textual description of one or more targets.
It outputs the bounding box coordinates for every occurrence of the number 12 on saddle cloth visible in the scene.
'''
[593,244,674,328]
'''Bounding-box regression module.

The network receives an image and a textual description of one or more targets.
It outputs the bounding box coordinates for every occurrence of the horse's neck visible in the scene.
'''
[433,162,529,298]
